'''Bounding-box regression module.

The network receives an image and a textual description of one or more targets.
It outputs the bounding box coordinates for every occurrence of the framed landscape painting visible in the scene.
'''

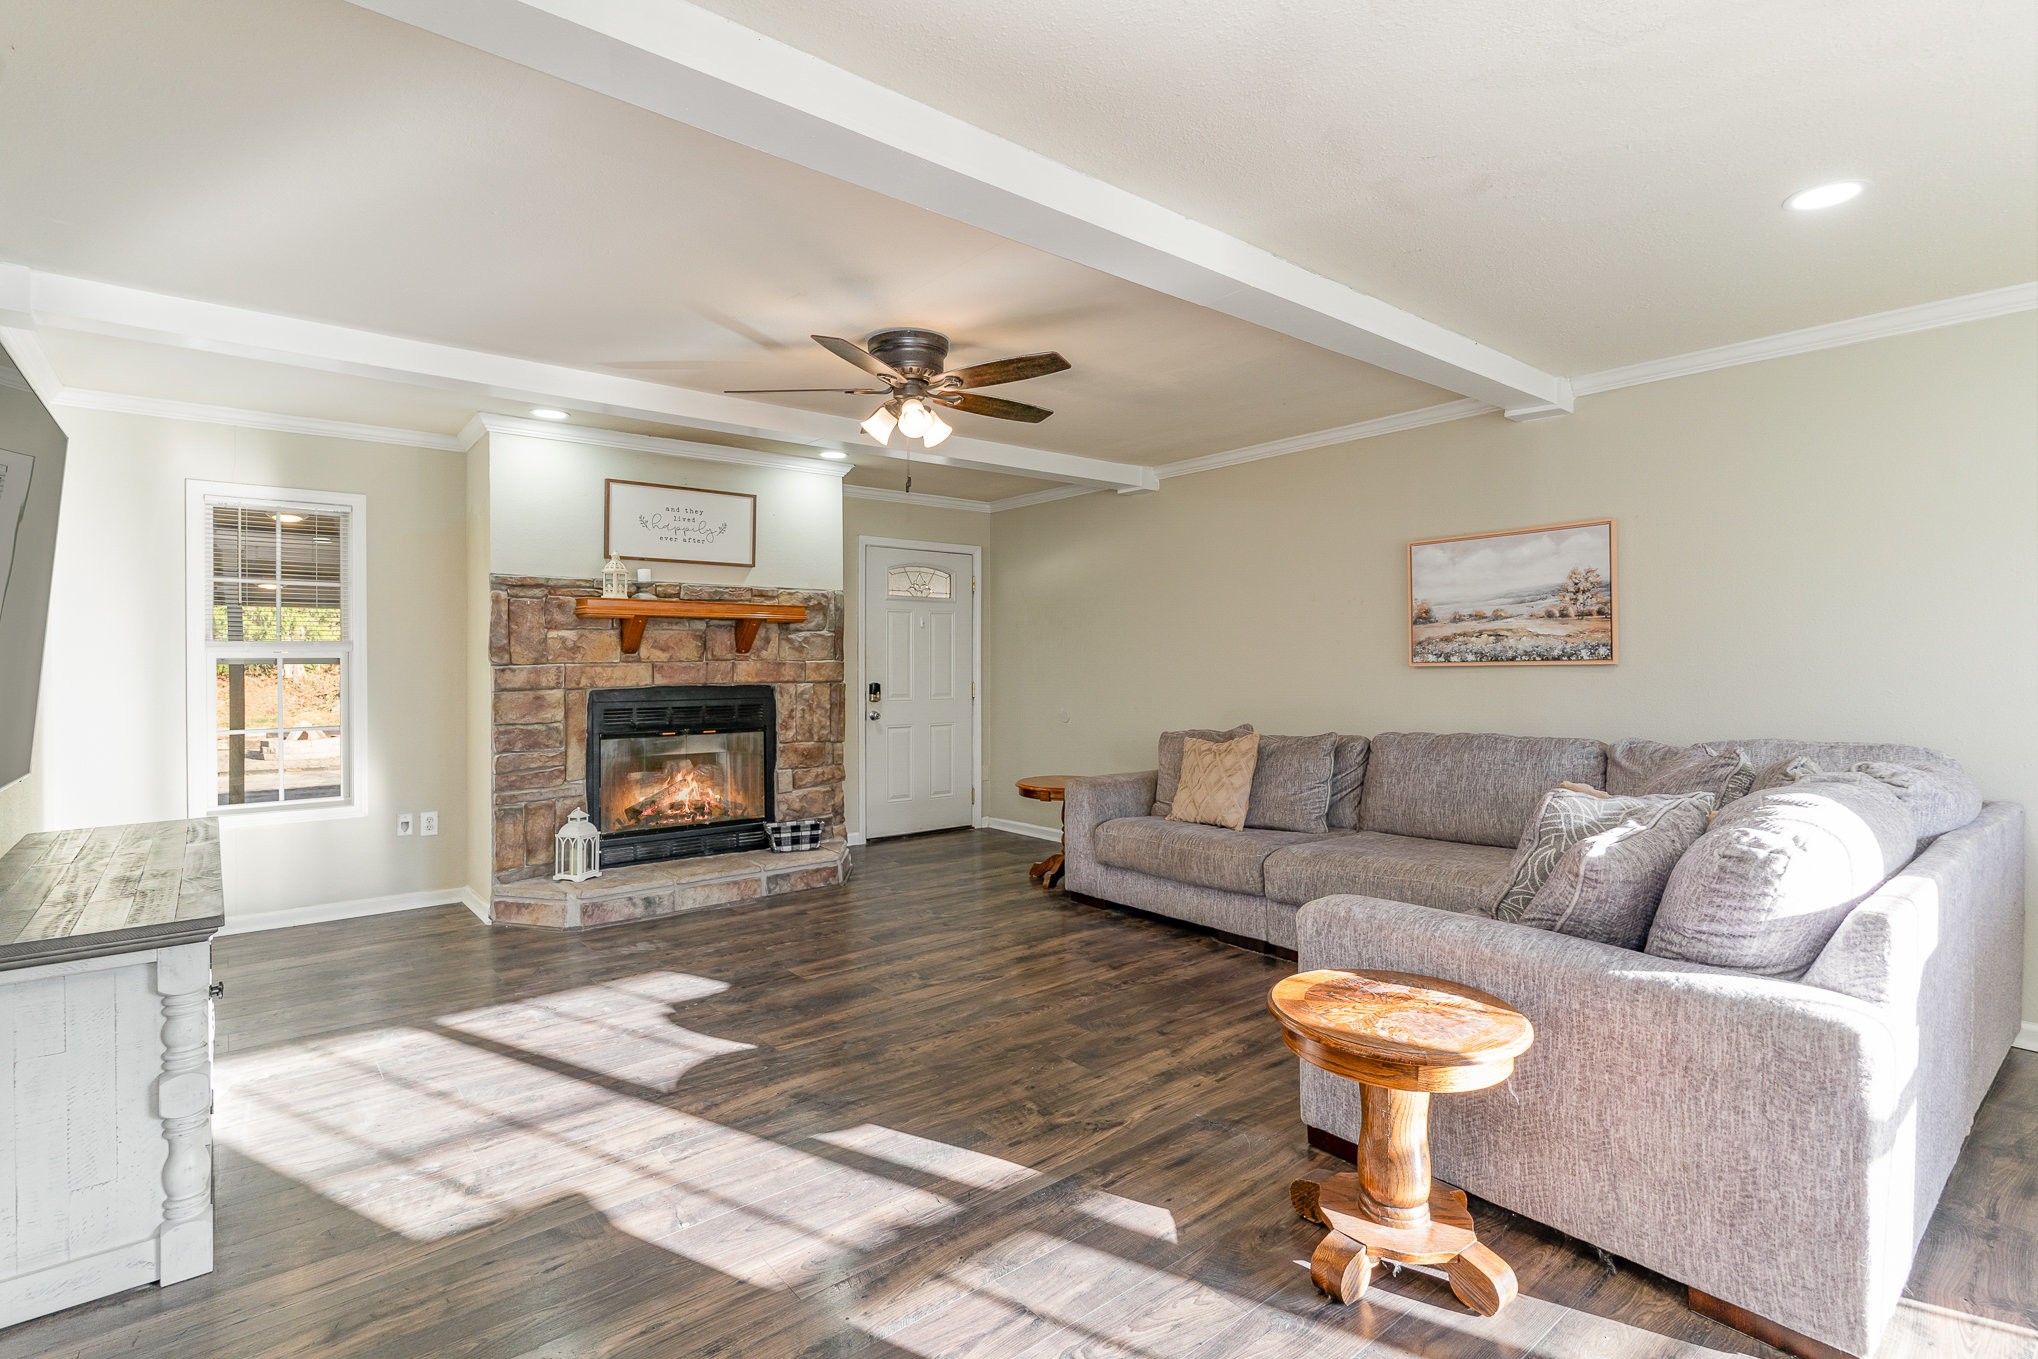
[1409,519,1617,666]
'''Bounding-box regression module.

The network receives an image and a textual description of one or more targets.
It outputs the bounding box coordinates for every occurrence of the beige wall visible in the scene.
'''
[487,432,846,589]
[985,313,2038,1019]
[840,495,995,838]
[32,409,471,922]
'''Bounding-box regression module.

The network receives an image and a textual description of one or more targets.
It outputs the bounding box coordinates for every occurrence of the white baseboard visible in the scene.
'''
[2016,1022,2038,1054]
[847,831,867,846]
[218,887,470,936]
[982,817,1060,843]
[458,886,490,924]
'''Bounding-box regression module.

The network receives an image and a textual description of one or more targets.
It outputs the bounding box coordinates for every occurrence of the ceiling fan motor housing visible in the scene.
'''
[866,328,951,378]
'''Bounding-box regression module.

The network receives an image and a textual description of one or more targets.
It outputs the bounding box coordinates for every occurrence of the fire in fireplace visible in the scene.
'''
[585,685,775,867]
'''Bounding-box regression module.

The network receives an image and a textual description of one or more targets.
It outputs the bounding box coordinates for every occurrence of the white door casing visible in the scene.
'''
[860,540,979,840]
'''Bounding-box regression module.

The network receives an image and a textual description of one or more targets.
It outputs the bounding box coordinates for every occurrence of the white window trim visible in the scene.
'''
[185,480,368,822]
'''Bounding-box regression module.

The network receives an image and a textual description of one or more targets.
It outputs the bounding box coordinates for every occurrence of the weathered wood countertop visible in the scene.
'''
[0,819,224,972]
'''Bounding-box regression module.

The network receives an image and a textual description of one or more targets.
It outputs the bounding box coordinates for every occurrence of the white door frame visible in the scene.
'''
[856,535,983,842]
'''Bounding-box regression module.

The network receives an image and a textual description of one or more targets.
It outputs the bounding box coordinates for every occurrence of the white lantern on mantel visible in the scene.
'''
[601,554,631,599]
[554,809,602,882]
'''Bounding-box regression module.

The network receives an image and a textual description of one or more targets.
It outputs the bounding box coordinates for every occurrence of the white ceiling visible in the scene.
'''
[1,0,2031,500]
[0,0,1454,489]
[690,0,2038,372]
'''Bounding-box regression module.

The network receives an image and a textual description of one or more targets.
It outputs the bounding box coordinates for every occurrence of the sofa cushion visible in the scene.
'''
[1358,732,1607,848]
[1749,754,1821,793]
[1844,761,1982,840]
[1698,737,1961,774]
[1245,732,1339,833]
[1605,739,1752,803]
[1325,735,1372,830]
[1521,794,1716,948]
[1264,832,1514,915]
[1647,773,1918,977]
[1095,817,1318,896]
[1152,724,1253,817]
[1495,785,1716,922]
[1716,743,1981,838]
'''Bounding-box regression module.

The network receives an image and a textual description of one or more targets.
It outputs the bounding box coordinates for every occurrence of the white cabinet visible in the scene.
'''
[0,942,216,1328]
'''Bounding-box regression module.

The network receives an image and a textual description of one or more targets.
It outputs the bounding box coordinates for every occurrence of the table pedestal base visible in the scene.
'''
[1291,1173,1517,1314]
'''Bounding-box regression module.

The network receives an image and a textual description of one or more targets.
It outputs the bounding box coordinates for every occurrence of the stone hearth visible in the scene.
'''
[488,574,847,925]
[492,839,852,929]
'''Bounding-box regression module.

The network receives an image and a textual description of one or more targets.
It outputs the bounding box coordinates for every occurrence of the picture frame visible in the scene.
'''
[604,478,757,568]
[1408,518,1617,667]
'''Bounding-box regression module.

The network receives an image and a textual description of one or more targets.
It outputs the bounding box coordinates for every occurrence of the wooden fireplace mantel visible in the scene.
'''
[574,597,808,655]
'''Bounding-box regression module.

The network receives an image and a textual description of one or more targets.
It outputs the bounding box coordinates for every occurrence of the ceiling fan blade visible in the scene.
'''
[812,334,899,378]
[937,392,1054,423]
[939,351,1071,389]
[723,387,891,395]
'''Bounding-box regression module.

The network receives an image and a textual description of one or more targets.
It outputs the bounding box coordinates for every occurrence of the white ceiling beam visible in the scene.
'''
[343,0,1573,417]
[0,265,1153,492]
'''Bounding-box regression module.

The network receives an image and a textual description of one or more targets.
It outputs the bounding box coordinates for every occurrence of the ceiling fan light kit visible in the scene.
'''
[726,327,1071,449]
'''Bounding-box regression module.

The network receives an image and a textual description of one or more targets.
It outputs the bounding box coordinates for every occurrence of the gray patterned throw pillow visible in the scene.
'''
[1521,794,1717,948]
[1495,786,1715,921]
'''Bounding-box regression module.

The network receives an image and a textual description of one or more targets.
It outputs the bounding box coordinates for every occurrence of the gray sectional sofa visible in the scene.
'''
[1063,730,2026,1359]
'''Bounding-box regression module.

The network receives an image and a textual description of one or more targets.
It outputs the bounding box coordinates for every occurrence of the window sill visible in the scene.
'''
[206,800,367,827]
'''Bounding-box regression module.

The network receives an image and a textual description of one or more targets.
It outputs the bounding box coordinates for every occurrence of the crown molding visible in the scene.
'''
[467,412,853,477]
[51,387,467,449]
[1153,398,1493,481]
[1572,283,2038,397]
[1142,283,2038,486]
[842,483,993,513]
[0,264,1154,492]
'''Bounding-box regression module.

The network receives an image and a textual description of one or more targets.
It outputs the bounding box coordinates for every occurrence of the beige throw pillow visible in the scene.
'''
[1167,734,1260,830]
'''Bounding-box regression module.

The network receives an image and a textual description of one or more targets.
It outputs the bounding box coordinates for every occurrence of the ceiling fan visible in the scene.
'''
[725,328,1070,448]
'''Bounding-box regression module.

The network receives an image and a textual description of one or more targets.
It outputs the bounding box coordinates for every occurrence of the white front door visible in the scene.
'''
[862,543,976,839]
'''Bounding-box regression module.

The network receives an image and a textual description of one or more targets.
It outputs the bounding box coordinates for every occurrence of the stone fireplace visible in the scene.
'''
[587,684,774,866]
[486,575,849,926]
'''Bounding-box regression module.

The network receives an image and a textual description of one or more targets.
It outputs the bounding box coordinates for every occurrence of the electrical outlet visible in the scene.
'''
[396,813,414,837]
[420,811,439,837]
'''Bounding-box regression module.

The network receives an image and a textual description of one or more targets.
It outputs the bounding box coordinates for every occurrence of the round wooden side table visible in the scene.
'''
[1015,776,1068,888]
[1268,968,1534,1314]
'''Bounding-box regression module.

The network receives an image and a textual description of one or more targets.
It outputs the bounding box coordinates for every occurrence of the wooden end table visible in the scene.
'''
[1268,968,1534,1314]
[1015,776,1067,887]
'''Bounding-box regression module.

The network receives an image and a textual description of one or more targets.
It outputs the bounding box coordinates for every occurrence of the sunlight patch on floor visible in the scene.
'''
[213,968,1199,1320]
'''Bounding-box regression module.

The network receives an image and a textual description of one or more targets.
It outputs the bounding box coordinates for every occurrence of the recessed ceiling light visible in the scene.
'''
[1784,181,1864,212]
[819,450,848,461]
[530,407,570,421]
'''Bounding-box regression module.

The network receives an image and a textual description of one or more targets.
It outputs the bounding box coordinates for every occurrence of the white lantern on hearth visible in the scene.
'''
[554,808,602,882]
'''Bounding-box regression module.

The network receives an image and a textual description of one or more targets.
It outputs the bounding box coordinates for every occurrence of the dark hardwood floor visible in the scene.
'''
[5,829,2033,1358]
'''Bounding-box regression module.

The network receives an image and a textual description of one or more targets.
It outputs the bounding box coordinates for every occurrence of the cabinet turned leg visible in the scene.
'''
[1310,1233,1374,1303]
[1447,1241,1517,1317]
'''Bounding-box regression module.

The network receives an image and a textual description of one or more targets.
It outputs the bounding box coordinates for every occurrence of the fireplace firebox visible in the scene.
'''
[584,686,775,868]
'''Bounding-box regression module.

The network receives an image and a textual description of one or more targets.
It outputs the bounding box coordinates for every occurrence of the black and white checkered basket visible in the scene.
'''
[765,818,828,853]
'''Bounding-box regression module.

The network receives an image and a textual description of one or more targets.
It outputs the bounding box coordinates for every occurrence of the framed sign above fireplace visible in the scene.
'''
[605,478,757,568]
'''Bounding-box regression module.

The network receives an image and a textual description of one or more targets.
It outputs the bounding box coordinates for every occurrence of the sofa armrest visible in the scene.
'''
[1297,894,1900,1354]
[1059,770,1157,835]
[1064,771,1158,849]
